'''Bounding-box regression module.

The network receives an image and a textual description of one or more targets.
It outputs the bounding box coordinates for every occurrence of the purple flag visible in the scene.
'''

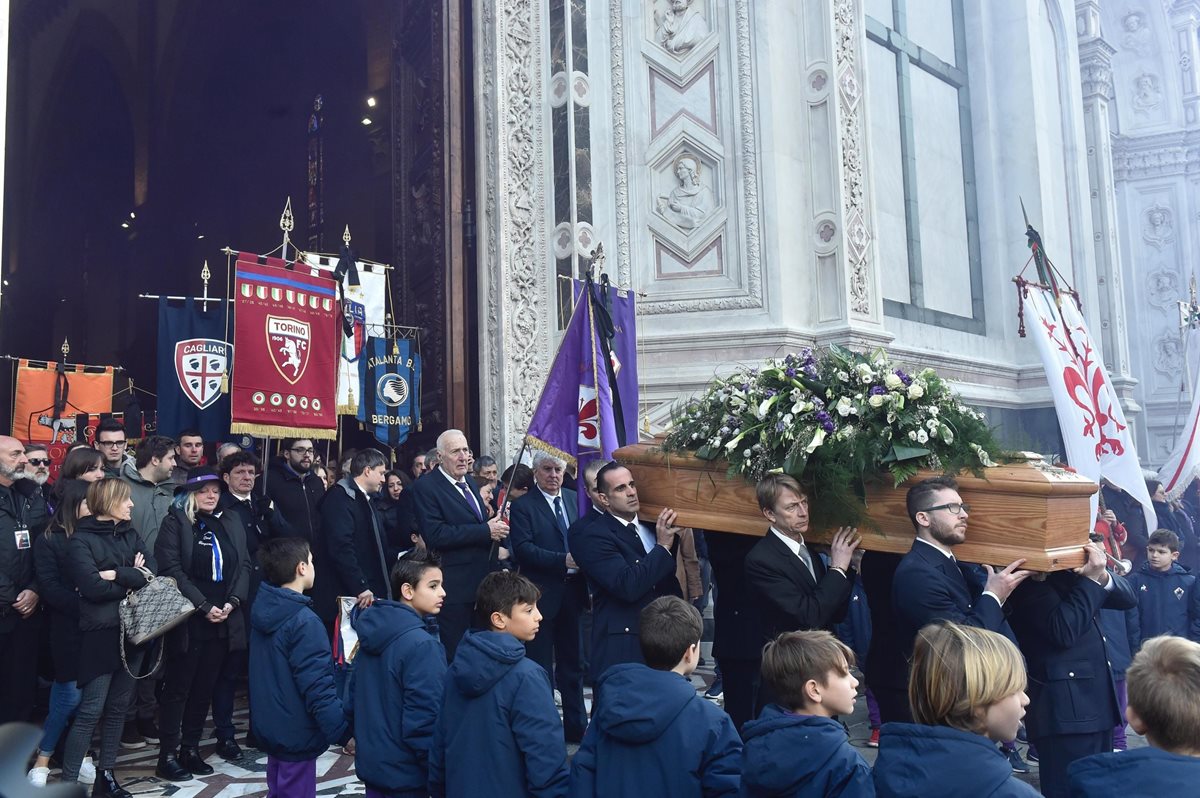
[573,279,640,445]
[528,280,619,516]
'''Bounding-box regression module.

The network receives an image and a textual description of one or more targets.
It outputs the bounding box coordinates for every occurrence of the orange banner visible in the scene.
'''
[11,360,114,444]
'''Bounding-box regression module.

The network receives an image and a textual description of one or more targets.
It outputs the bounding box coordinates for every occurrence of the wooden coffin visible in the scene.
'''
[613,443,1097,572]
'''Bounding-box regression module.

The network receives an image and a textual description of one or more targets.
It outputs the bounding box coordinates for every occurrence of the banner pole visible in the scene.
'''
[279,197,294,262]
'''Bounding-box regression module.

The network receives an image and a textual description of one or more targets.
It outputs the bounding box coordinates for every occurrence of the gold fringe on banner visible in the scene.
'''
[230,422,338,440]
[524,435,577,470]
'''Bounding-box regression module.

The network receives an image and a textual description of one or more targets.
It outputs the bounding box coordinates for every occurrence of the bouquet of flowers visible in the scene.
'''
[662,345,1003,527]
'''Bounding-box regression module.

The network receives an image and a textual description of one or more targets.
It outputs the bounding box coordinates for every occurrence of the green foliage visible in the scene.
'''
[662,346,1004,527]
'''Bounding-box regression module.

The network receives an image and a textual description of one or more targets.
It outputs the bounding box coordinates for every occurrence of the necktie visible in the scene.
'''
[796,543,815,580]
[553,496,570,549]
[630,522,652,554]
[456,481,483,521]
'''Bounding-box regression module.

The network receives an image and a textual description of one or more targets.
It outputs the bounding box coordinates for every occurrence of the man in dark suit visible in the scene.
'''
[508,451,587,741]
[569,462,682,699]
[409,428,509,660]
[705,530,764,733]
[744,474,861,713]
[1006,543,1136,798]
[314,448,393,626]
[885,475,1031,722]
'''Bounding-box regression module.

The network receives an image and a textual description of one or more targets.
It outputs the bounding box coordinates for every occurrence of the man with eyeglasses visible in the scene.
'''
[256,438,326,544]
[0,434,48,724]
[93,418,129,479]
[881,476,1032,724]
[23,445,52,504]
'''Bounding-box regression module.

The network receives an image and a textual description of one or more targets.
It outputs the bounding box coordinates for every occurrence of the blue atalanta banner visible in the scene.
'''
[357,337,421,448]
[157,298,232,440]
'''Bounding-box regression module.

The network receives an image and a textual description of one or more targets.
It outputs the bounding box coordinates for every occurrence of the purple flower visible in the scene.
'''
[815,410,831,424]
[775,421,786,432]
[812,397,826,410]
[869,385,886,396]
[822,420,835,433]
[785,368,797,378]
[740,382,751,392]
[894,369,912,386]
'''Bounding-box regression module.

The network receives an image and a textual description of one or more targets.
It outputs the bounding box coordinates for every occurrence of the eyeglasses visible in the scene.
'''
[26,458,50,466]
[289,447,315,455]
[920,502,970,516]
[97,440,127,448]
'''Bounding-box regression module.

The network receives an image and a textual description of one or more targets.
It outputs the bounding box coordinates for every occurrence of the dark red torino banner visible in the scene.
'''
[230,253,339,439]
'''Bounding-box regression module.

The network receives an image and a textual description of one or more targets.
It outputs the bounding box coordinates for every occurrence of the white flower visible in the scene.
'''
[884,373,904,390]
[928,406,939,417]
[806,428,827,453]
[926,419,939,431]
[855,363,874,383]
[941,427,954,444]
[887,411,897,424]
[868,394,885,408]
[916,429,929,444]
[782,413,794,425]
[836,397,854,417]
[908,430,918,441]
[907,382,925,400]
[837,371,850,382]
[743,449,753,458]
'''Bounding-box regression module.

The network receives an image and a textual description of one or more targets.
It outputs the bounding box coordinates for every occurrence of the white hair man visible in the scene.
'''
[507,450,588,740]
[408,429,509,660]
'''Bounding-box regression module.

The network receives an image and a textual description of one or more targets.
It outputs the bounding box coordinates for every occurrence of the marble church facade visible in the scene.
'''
[476,0,1200,469]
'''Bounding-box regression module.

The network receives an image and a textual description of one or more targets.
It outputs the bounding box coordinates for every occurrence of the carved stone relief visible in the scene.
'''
[655,152,717,230]
[835,0,874,316]
[1121,10,1153,58]
[1153,331,1184,376]
[612,0,763,314]
[1146,266,1181,309]
[1132,71,1163,115]
[653,0,710,56]
[1142,203,1175,249]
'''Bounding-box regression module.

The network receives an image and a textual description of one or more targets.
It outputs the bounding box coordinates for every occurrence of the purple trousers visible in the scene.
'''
[267,757,316,798]
[1113,678,1128,750]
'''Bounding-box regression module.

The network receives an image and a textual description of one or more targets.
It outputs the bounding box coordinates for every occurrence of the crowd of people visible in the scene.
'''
[2,420,1200,797]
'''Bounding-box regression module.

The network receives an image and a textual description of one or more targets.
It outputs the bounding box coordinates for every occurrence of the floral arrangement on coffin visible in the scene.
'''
[661,345,1004,528]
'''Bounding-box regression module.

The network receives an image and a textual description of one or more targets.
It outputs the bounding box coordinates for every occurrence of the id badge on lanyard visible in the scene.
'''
[13,525,30,550]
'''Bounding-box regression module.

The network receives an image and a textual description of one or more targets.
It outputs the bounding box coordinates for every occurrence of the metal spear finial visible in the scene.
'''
[343,225,352,246]
[280,198,295,234]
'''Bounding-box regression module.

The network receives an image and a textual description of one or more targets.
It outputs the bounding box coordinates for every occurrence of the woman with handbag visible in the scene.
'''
[29,480,97,786]
[154,466,251,782]
[61,478,156,798]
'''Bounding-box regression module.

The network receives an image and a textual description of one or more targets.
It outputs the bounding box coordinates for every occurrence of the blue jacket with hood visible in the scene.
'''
[1128,561,1200,646]
[248,582,349,761]
[428,630,569,798]
[569,663,742,797]
[739,705,871,797]
[873,723,1039,797]
[1067,746,1200,797]
[352,600,447,795]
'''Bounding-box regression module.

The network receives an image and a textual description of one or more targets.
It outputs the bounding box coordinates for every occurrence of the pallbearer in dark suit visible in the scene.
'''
[744,474,861,714]
[1006,543,1137,798]
[508,451,587,742]
[409,429,509,660]
[569,462,682,699]
[886,476,1032,722]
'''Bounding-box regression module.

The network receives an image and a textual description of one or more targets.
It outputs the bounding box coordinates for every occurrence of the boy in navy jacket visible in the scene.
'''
[741,630,872,797]
[1068,636,1200,795]
[250,538,350,798]
[1128,530,1200,645]
[429,570,569,797]
[569,596,742,797]
[353,553,448,798]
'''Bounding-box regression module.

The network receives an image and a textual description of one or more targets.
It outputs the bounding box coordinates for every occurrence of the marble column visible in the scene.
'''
[1076,1,1139,410]
[474,0,554,458]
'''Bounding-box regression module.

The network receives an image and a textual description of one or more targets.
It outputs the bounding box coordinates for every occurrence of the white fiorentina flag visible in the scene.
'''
[1025,287,1156,532]
[1157,343,1200,498]
[301,253,388,414]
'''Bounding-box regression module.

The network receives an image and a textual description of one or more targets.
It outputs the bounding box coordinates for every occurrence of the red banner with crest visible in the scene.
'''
[230,253,339,439]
